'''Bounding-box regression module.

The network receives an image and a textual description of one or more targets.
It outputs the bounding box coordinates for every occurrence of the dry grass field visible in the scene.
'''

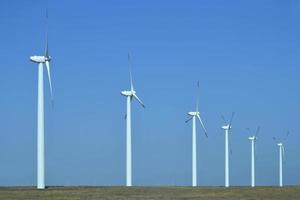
[0,186,299,200]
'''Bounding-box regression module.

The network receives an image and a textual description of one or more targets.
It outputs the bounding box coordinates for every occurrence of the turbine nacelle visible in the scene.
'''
[222,124,232,130]
[248,136,257,141]
[277,143,283,147]
[30,55,51,63]
[188,111,199,116]
[121,90,136,97]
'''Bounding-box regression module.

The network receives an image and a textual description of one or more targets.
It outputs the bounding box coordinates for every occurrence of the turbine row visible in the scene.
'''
[29,14,289,190]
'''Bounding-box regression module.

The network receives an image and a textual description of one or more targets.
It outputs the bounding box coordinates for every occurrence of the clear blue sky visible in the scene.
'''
[0,0,299,186]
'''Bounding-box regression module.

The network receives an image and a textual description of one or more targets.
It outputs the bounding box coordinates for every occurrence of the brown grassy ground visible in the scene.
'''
[0,186,299,200]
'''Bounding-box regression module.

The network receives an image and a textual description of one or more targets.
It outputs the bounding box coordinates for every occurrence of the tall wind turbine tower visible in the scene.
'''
[273,131,289,187]
[247,126,260,187]
[29,11,54,190]
[185,81,207,187]
[221,112,234,188]
[121,53,145,187]
[277,142,284,187]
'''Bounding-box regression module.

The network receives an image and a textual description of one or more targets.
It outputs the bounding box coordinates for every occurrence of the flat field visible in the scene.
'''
[0,186,299,200]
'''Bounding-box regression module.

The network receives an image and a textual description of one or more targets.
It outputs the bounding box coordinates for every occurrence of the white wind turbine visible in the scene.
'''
[185,81,207,187]
[273,131,289,187]
[246,126,260,188]
[221,112,235,188]
[29,14,53,190]
[121,53,145,187]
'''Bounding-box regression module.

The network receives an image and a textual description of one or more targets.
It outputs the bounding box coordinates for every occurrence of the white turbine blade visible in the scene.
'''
[196,81,200,112]
[246,128,251,135]
[229,136,233,155]
[282,146,286,163]
[133,93,145,108]
[254,142,258,161]
[284,130,290,142]
[45,34,49,58]
[45,8,49,58]
[45,61,54,105]
[197,114,208,137]
[185,116,193,123]
[229,112,235,126]
[128,52,134,91]
[255,126,261,137]
[221,115,227,125]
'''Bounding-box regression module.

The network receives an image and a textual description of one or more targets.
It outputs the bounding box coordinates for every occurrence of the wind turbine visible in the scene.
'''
[221,112,235,188]
[185,81,207,187]
[273,131,289,187]
[29,12,53,190]
[121,53,145,187]
[247,126,260,187]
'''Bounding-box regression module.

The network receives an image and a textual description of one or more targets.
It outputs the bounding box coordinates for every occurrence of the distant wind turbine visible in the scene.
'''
[185,81,207,187]
[29,11,53,190]
[121,53,145,187]
[273,131,289,187]
[221,112,235,188]
[246,126,260,187]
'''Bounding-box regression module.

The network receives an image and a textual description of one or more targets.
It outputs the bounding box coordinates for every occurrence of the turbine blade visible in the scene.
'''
[45,8,49,58]
[246,128,251,135]
[221,115,227,124]
[197,114,208,137]
[229,112,235,126]
[185,116,193,123]
[255,126,261,137]
[133,93,145,108]
[45,34,48,58]
[196,81,200,112]
[282,146,286,163]
[254,142,258,161]
[284,130,290,142]
[45,61,54,106]
[229,137,233,155]
[128,52,134,91]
